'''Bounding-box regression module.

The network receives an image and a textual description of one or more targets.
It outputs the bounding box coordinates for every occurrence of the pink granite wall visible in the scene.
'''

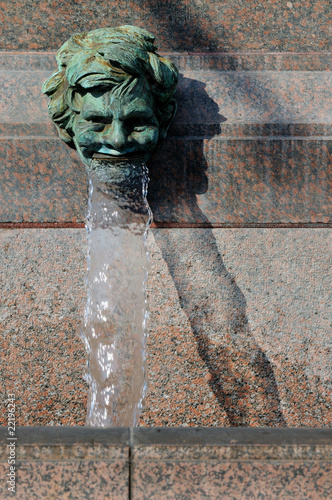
[0,0,331,432]
[0,228,331,427]
[0,53,331,225]
[0,0,330,52]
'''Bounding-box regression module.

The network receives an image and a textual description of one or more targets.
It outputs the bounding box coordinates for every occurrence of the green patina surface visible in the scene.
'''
[42,25,178,167]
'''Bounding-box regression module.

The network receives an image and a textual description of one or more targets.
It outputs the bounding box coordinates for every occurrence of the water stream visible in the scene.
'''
[81,158,152,427]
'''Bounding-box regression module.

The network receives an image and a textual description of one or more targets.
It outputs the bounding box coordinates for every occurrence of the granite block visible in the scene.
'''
[0,461,128,499]
[0,428,129,499]
[0,229,87,426]
[0,0,330,52]
[148,138,332,224]
[0,426,129,449]
[0,70,50,124]
[143,228,332,427]
[131,428,332,500]
[132,461,332,499]
[173,71,332,126]
[0,228,331,427]
[0,139,86,223]
[0,428,330,499]
[0,137,330,224]
[132,427,332,448]
[169,52,332,72]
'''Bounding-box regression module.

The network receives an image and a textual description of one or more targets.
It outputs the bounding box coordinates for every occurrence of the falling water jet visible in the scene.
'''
[42,25,178,427]
[81,155,152,427]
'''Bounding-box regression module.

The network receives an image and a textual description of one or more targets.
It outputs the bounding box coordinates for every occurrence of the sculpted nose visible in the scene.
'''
[102,121,127,150]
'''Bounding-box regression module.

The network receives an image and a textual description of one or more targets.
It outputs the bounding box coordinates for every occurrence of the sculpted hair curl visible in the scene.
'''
[42,26,178,147]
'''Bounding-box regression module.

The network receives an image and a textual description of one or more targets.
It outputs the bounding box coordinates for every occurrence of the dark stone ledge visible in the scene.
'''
[0,426,129,447]
[132,427,332,448]
[0,426,331,459]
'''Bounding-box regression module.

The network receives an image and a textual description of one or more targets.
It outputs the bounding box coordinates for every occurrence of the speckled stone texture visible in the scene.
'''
[149,138,332,224]
[0,229,87,426]
[1,138,331,224]
[131,428,332,500]
[1,427,330,499]
[0,140,86,223]
[0,1,330,52]
[0,228,331,427]
[0,427,129,499]
[0,53,331,223]
[143,228,332,427]
[0,1,331,496]
[2,64,332,126]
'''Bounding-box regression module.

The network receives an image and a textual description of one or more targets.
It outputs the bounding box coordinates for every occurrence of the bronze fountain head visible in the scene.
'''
[42,25,178,167]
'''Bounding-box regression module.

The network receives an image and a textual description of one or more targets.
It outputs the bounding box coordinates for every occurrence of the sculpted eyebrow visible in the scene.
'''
[124,108,153,119]
[82,110,109,121]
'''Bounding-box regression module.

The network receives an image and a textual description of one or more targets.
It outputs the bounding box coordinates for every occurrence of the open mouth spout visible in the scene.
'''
[92,151,146,161]
[91,145,146,161]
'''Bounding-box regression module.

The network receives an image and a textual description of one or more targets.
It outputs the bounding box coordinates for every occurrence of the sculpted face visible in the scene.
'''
[72,81,160,165]
[42,27,178,169]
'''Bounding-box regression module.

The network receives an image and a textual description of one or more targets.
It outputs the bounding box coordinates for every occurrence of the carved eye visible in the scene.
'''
[126,115,155,132]
[133,125,148,132]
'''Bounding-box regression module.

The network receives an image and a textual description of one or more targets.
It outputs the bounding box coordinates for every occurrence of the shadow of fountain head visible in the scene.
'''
[172,75,227,138]
[148,75,226,221]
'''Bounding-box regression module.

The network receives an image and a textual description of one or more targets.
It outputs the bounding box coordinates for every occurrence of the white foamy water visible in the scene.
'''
[81,159,152,427]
